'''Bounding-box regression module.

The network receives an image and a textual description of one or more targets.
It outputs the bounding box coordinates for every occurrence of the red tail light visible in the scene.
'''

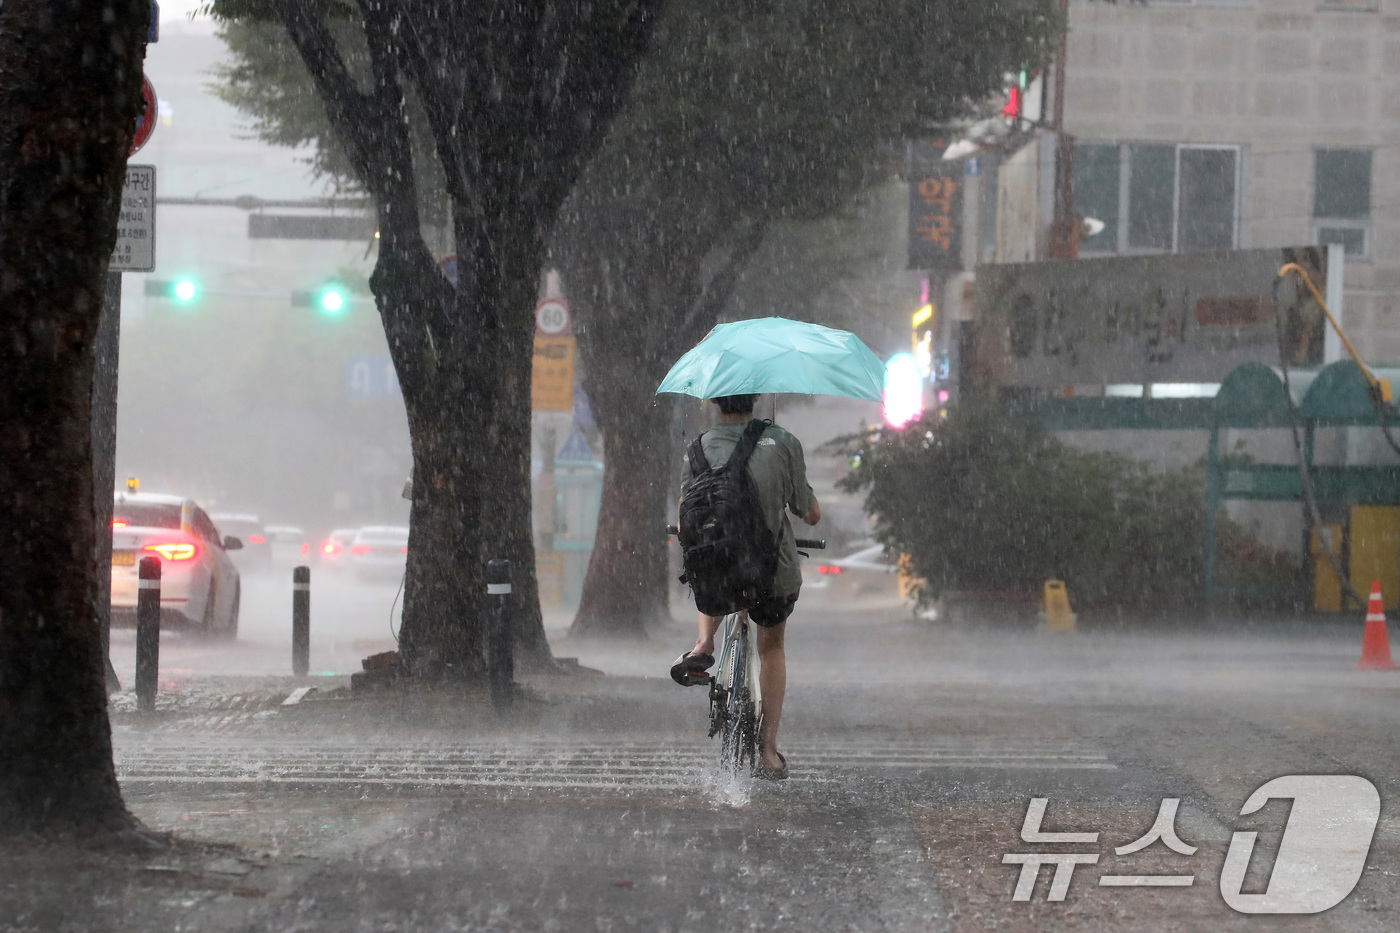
[401,546,409,554]
[817,565,843,575]
[351,544,372,555]
[143,541,199,561]
[323,542,341,555]
[112,519,128,529]
[301,542,310,556]
[248,534,266,544]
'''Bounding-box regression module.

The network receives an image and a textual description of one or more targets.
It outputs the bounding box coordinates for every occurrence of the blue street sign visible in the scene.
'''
[573,384,595,429]
[346,355,401,399]
[557,430,595,464]
[149,1,160,42]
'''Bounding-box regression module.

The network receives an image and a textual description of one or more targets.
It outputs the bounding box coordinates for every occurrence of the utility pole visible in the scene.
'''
[97,27,160,687]
[1048,0,1079,260]
[93,273,122,692]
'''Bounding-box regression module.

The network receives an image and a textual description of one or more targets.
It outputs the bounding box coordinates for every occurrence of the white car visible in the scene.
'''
[317,527,361,573]
[265,525,311,568]
[111,492,243,639]
[349,525,409,580]
[209,512,270,572]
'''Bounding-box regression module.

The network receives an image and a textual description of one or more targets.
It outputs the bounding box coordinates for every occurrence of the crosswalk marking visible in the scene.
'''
[114,738,1114,791]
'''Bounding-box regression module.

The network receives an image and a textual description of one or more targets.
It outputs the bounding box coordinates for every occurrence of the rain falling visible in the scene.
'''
[2,0,1400,930]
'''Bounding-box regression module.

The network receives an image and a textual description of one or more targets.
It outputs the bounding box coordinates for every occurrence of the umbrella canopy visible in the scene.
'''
[656,317,884,402]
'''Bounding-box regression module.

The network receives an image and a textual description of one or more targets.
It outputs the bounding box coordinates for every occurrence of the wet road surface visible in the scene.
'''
[22,596,1400,930]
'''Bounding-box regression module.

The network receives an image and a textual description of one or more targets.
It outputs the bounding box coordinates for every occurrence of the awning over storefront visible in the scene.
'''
[1004,360,1400,603]
[1009,360,1400,431]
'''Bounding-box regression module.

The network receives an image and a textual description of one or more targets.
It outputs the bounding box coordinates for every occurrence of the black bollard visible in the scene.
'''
[487,558,513,710]
[292,565,310,675]
[135,556,161,713]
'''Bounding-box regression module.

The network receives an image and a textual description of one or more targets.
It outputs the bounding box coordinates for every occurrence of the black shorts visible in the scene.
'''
[749,592,798,628]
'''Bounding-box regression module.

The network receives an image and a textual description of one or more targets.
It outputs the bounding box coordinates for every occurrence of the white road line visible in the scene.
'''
[117,767,828,784]
[114,738,1117,790]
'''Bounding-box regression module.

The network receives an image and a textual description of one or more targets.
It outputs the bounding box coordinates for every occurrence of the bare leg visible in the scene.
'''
[692,612,722,657]
[755,621,786,772]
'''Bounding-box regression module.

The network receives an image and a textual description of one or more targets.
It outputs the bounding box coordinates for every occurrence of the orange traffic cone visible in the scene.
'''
[1358,581,1397,670]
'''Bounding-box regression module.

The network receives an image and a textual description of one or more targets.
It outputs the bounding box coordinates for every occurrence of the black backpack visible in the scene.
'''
[678,419,780,616]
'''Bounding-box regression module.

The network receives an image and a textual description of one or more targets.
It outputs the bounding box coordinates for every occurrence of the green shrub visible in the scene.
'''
[836,400,1211,611]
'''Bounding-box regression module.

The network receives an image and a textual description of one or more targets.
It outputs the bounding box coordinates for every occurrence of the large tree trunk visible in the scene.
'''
[397,396,491,677]
[564,255,689,638]
[390,208,553,675]
[570,399,675,637]
[492,291,552,662]
[266,0,662,675]
[561,225,765,639]
[0,0,149,836]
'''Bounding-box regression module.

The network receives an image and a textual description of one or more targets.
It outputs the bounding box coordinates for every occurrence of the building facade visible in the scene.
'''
[1059,0,1400,361]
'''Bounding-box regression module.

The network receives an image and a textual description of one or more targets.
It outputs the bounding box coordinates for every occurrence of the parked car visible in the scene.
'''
[349,526,410,580]
[265,525,310,568]
[317,528,360,573]
[209,513,271,571]
[112,492,242,638]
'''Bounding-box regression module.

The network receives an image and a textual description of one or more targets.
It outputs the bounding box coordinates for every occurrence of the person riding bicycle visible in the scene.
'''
[670,393,820,780]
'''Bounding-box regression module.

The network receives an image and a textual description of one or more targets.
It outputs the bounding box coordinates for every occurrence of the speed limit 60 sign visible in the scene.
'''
[535,298,570,335]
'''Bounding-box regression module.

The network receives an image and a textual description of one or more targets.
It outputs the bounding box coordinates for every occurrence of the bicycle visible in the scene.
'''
[667,524,825,776]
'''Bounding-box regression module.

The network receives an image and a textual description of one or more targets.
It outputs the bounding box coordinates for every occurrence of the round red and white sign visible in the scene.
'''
[437,254,458,287]
[535,298,570,335]
[131,75,157,155]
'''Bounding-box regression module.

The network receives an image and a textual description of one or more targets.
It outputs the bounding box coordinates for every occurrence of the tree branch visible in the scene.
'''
[679,219,769,344]
[354,0,424,245]
[269,0,449,363]
[269,0,379,185]
[532,1,662,218]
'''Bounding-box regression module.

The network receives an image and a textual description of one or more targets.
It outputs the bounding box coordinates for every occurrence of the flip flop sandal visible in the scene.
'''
[669,651,715,686]
[757,752,788,781]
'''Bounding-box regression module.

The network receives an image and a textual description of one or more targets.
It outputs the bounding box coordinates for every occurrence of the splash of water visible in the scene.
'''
[696,759,752,808]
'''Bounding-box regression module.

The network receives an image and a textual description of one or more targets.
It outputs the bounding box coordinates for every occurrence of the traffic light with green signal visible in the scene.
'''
[292,283,350,317]
[144,277,201,305]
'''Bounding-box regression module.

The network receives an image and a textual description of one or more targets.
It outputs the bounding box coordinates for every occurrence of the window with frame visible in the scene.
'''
[1313,148,1371,258]
[1073,142,1239,254]
[191,507,223,545]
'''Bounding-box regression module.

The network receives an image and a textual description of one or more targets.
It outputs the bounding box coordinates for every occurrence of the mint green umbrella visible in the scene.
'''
[656,318,884,401]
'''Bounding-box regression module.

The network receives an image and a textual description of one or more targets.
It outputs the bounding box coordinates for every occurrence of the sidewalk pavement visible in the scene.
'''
[9,606,1400,932]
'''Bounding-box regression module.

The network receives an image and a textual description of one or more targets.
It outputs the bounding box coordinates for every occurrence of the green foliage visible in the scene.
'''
[212,18,362,188]
[557,0,1061,401]
[567,0,1060,237]
[721,182,913,352]
[211,13,450,227]
[837,400,1213,611]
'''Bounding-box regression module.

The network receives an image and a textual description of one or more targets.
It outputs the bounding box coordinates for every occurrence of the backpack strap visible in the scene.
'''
[725,419,770,473]
[688,432,711,477]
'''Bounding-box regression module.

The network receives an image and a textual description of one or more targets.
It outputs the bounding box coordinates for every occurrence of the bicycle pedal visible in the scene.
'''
[683,672,713,686]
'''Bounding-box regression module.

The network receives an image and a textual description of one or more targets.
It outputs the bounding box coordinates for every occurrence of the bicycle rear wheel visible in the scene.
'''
[720,623,759,775]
